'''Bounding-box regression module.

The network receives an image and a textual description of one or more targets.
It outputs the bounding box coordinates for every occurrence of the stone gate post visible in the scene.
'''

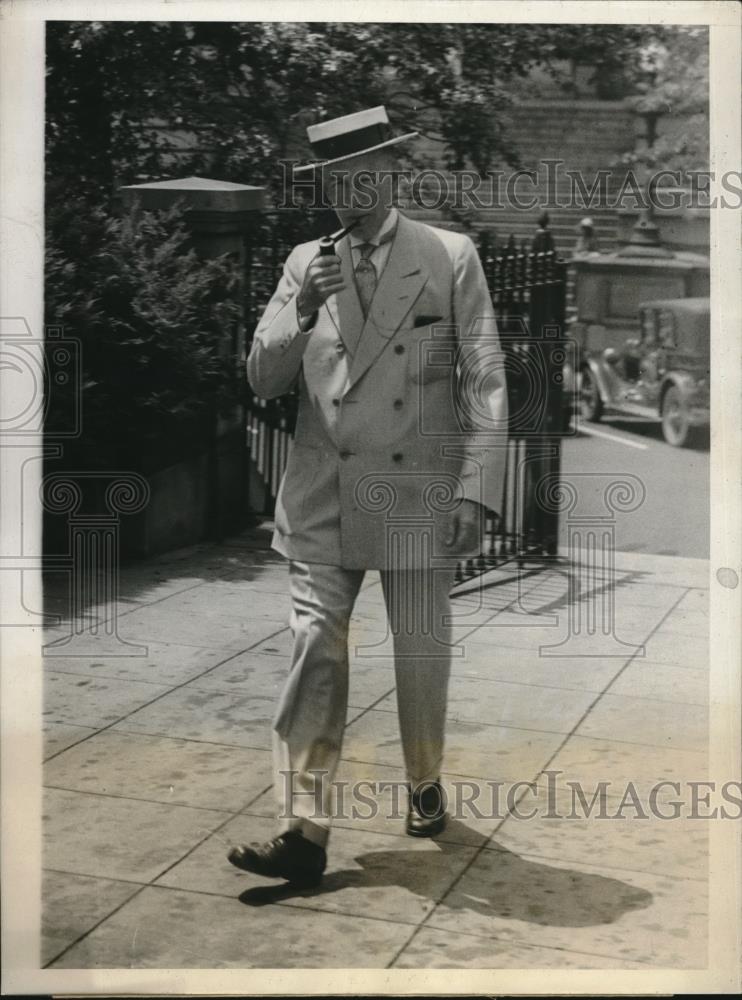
[118,176,265,550]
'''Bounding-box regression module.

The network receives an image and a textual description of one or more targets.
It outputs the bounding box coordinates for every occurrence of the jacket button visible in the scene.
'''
[335,342,345,354]
[392,452,403,462]
[394,344,405,354]
[332,398,340,407]
[393,399,403,409]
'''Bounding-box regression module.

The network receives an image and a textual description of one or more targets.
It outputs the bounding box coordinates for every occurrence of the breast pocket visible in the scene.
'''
[405,324,457,384]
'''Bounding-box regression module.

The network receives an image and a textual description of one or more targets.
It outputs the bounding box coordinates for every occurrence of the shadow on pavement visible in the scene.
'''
[237,818,652,928]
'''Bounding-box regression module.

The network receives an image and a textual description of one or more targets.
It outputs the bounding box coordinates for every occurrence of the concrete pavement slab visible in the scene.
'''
[515,574,683,611]
[574,692,708,753]
[151,583,292,622]
[449,604,518,633]
[675,589,710,614]
[488,783,708,880]
[181,650,292,700]
[43,787,231,882]
[342,708,567,781]
[250,630,294,658]
[41,589,136,627]
[425,846,707,967]
[112,687,277,750]
[41,625,150,657]
[447,644,628,693]
[347,625,395,659]
[637,632,709,668]
[346,661,399,710]
[608,660,708,704]
[454,591,671,630]
[185,649,396,712]
[610,584,687,611]
[42,870,143,967]
[373,676,598,734]
[152,812,280,899]
[111,603,287,650]
[540,734,708,797]
[44,730,274,812]
[48,883,411,968]
[44,721,99,760]
[44,670,172,729]
[40,538,715,971]
[115,564,217,602]
[390,925,652,968]
[566,550,709,591]
[157,811,479,927]
[454,618,657,657]
[42,640,233,687]
[652,613,710,638]
[212,567,292,596]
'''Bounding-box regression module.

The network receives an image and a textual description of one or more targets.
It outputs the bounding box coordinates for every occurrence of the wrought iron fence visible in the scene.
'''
[243,214,567,584]
[461,231,567,583]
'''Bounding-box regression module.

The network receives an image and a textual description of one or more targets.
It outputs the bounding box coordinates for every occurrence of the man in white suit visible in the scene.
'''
[229,107,508,887]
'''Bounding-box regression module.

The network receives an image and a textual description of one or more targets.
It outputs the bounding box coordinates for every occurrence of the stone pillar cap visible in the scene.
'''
[120,176,265,213]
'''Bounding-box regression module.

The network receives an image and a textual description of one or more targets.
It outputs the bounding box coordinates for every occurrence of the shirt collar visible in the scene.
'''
[349,207,398,248]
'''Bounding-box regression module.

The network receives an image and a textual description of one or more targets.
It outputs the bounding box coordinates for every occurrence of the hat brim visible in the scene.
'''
[293,132,419,175]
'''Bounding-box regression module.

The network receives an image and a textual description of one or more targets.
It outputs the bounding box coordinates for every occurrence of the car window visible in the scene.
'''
[658,310,676,348]
[641,309,658,347]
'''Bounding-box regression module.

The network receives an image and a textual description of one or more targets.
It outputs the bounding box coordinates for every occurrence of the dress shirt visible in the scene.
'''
[296,207,399,333]
[348,207,398,277]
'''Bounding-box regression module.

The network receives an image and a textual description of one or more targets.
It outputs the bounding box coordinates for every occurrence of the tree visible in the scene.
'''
[613,26,709,177]
[46,20,662,205]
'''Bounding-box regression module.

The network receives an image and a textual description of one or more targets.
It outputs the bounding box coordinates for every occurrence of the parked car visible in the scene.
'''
[571,297,710,447]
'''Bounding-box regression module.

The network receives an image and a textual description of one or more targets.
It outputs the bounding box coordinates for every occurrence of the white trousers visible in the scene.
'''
[272,559,456,846]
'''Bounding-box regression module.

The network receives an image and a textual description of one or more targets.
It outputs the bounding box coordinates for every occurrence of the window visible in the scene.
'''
[641,309,658,347]
[657,310,676,348]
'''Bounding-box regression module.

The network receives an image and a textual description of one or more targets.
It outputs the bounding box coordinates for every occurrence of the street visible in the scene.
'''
[562,415,710,559]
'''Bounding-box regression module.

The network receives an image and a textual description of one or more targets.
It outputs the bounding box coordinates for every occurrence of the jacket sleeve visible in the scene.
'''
[452,236,509,515]
[246,246,313,400]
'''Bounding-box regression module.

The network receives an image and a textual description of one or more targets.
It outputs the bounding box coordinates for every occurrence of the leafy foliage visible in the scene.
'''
[46,20,665,202]
[614,26,709,174]
[45,198,242,469]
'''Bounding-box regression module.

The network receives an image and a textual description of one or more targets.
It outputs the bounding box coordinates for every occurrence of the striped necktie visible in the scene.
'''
[353,225,396,318]
[354,243,378,318]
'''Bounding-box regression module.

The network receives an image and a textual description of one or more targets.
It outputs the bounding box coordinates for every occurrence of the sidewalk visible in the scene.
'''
[40,521,710,970]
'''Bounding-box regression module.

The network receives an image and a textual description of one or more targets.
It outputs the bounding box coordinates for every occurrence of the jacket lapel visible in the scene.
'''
[346,214,428,391]
[324,236,364,358]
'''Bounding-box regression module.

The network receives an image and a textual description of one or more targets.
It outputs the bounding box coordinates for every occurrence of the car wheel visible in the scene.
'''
[579,368,603,422]
[661,386,692,447]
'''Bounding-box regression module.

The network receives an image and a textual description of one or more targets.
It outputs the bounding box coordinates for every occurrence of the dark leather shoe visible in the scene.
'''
[227,830,326,886]
[406,780,447,838]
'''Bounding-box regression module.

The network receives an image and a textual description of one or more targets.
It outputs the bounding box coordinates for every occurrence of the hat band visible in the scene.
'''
[311,123,392,163]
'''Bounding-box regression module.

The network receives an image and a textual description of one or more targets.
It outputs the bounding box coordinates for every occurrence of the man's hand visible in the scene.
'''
[444,499,484,554]
[296,253,347,318]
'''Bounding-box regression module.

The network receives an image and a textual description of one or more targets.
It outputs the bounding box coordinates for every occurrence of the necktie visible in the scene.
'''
[354,243,378,318]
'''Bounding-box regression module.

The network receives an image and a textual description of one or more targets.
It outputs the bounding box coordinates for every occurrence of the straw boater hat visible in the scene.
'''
[293,105,418,174]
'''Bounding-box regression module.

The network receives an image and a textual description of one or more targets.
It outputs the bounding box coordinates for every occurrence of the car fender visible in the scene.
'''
[579,356,611,405]
[659,372,697,415]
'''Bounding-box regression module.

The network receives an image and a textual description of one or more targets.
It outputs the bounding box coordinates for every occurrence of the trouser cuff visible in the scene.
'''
[278,816,330,848]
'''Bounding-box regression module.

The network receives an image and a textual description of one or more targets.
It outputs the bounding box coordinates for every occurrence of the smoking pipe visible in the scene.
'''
[318,218,361,256]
